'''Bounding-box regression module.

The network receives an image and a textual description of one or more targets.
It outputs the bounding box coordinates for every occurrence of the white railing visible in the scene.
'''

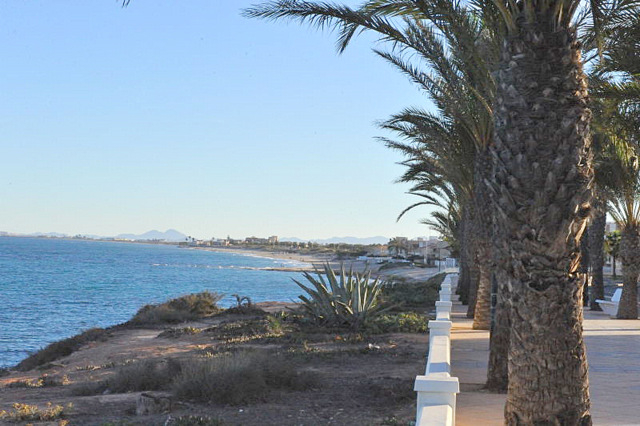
[414,273,460,426]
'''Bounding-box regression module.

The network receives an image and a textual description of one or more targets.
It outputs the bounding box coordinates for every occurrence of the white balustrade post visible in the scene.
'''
[435,300,453,321]
[440,284,452,302]
[414,375,460,426]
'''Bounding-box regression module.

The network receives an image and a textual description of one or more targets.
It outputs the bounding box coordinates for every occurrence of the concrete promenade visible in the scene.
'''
[452,304,640,425]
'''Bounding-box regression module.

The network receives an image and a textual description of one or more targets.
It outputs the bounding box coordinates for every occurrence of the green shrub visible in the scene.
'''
[130,292,223,325]
[108,359,182,393]
[369,312,428,334]
[293,263,388,330]
[381,273,445,309]
[16,328,108,371]
[172,351,318,404]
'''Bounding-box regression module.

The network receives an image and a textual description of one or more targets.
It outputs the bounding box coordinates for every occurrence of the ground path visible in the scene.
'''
[452,303,640,425]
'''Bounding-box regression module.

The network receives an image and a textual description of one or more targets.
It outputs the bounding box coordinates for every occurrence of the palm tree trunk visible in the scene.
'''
[472,150,492,330]
[465,205,480,319]
[472,262,491,329]
[457,205,473,305]
[580,226,590,306]
[491,20,592,423]
[486,268,509,392]
[589,200,606,311]
[617,225,640,319]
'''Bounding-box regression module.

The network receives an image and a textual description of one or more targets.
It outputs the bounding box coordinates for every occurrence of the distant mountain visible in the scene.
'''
[115,229,187,242]
[280,236,390,245]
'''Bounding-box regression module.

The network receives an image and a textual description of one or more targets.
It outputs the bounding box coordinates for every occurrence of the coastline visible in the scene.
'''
[193,246,449,283]
[191,246,333,271]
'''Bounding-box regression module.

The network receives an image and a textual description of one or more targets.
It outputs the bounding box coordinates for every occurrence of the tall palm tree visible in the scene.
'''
[600,128,640,319]
[486,0,639,420]
[605,230,621,277]
[245,0,500,327]
[486,0,597,422]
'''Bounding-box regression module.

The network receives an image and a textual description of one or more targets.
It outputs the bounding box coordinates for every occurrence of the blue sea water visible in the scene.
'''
[0,237,308,368]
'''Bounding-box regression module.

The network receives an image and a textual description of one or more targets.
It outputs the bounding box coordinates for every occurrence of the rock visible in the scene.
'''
[136,392,172,415]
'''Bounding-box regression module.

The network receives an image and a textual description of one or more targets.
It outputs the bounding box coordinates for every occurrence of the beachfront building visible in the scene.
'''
[244,236,279,245]
[388,237,452,265]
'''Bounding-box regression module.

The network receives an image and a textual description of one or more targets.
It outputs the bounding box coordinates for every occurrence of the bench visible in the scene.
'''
[595,288,622,317]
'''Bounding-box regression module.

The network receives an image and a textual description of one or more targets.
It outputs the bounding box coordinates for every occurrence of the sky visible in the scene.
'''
[1,0,439,240]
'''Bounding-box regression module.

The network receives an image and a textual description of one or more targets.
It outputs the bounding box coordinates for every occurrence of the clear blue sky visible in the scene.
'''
[1,0,437,240]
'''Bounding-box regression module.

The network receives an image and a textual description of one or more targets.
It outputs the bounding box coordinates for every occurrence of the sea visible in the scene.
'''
[0,237,309,368]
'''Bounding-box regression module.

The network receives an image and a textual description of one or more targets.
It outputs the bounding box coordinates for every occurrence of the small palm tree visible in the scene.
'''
[604,137,640,319]
[605,230,622,278]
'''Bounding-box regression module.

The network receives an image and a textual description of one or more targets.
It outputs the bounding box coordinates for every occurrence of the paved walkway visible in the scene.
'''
[452,304,640,425]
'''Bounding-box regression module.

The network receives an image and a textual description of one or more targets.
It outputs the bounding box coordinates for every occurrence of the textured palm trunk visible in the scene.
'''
[466,204,480,319]
[486,268,509,392]
[472,150,493,330]
[588,200,606,311]
[580,227,590,306]
[617,225,640,319]
[472,262,491,329]
[490,18,592,424]
[457,206,472,305]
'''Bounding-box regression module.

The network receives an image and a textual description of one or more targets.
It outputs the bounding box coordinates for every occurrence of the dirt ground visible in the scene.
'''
[0,303,428,425]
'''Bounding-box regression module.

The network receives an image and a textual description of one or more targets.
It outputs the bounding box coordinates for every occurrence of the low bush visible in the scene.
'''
[368,312,428,334]
[16,328,108,371]
[380,273,445,309]
[172,351,318,404]
[129,292,223,325]
[208,316,286,343]
[108,359,182,393]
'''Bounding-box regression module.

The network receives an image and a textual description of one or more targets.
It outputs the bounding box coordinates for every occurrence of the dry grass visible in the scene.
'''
[16,328,108,371]
[107,359,182,393]
[129,292,223,325]
[172,350,319,404]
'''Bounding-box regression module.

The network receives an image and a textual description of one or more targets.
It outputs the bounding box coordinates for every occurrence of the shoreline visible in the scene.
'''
[191,246,334,270]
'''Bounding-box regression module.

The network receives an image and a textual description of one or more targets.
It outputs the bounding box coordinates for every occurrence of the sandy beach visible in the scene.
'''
[194,246,330,263]
[192,246,446,283]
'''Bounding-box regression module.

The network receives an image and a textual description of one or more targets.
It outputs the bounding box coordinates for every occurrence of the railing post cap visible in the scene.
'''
[414,375,460,393]
[435,301,453,307]
[428,320,452,330]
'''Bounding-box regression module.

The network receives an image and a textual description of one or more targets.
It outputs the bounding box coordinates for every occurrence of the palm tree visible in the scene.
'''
[601,131,640,319]
[486,0,595,422]
[588,198,607,310]
[487,0,640,419]
[605,230,622,277]
[244,0,505,392]
[387,237,409,258]
[245,0,501,329]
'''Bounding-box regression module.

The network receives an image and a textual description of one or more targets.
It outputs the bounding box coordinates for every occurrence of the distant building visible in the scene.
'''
[388,236,451,265]
[605,222,619,233]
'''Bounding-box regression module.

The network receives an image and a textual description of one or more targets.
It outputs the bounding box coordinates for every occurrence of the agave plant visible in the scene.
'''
[292,263,386,330]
